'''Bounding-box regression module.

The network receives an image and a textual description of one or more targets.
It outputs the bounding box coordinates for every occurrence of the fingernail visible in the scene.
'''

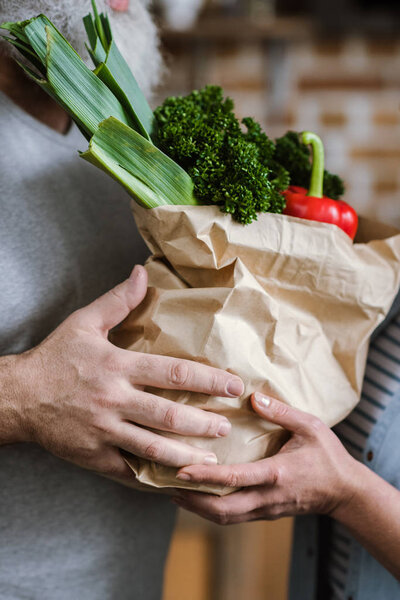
[226,378,244,397]
[255,392,271,409]
[203,454,218,465]
[217,419,231,437]
[176,472,191,481]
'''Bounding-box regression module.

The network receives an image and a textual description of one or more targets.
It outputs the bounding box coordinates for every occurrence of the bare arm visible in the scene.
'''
[333,461,400,579]
[174,395,400,580]
[0,265,243,483]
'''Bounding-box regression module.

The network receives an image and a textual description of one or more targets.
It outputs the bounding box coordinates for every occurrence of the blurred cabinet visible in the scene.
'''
[163,510,293,600]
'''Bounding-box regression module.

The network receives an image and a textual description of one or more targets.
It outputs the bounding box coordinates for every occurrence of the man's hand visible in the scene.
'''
[173,393,361,524]
[3,265,243,483]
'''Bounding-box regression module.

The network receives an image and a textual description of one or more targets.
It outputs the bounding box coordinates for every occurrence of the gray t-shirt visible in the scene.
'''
[0,91,176,600]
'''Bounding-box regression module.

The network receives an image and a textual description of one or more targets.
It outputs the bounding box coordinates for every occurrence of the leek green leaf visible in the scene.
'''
[81,117,198,207]
[0,21,31,46]
[17,16,134,136]
[83,14,107,64]
[91,0,108,50]
[84,1,156,140]
[81,144,167,209]
[45,25,133,135]
[83,14,97,50]
[101,14,112,46]
[1,37,46,75]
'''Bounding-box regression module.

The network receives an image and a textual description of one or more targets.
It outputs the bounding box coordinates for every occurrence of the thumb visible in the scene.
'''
[251,392,312,436]
[78,265,148,334]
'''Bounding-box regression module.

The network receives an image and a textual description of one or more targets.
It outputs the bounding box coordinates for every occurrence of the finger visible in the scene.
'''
[92,448,135,482]
[173,499,260,526]
[122,390,231,438]
[126,352,244,397]
[114,422,219,468]
[252,393,321,436]
[173,488,267,525]
[75,265,148,334]
[176,458,278,487]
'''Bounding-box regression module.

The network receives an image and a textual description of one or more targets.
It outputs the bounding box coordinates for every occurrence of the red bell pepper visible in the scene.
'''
[283,132,358,240]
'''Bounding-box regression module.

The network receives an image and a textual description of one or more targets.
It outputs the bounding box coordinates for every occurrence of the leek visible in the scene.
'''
[0,3,197,208]
[81,117,196,208]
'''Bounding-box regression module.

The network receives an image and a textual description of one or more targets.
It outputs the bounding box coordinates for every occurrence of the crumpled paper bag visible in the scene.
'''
[113,205,400,495]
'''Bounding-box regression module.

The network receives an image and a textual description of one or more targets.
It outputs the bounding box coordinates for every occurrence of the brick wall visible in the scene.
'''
[155,34,400,226]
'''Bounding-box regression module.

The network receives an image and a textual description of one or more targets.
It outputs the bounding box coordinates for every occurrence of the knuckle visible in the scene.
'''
[216,514,230,526]
[214,505,230,526]
[273,402,290,419]
[308,416,324,435]
[168,360,189,387]
[65,309,85,330]
[102,462,126,479]
[201,414,219,437]
[76,445,103,468]
[134,390,152,410]
[268,505,282,520]
[163,404,181,430]
[93,458,113,474]
[134,353,155,375]
[144,441,164,461]
[208,372,220,395]
[225,470,240,488]
[93,416,114,438]
[104,352,124,374]
[95,390,116,410]
[139,394,158,415]
[93,457,115,474]
[199,408,221,437]
[270,466,282,486]
[109,288,126,306]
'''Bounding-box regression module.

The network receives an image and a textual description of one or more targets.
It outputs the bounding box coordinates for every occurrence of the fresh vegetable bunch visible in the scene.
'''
[155,95,358,236]
[0,0,357,236]
[154,86,288,224]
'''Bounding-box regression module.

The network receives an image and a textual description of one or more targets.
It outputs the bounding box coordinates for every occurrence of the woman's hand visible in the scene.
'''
[174,393,400,581]
[173,393,362,524]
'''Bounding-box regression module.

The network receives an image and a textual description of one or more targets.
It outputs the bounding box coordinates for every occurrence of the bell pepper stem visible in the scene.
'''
[302,131,324,198]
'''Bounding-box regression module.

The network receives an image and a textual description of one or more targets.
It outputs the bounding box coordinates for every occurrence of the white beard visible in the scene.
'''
[0,0,162,98]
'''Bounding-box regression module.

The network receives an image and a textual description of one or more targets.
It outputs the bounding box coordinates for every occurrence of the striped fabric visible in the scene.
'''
[327,315,400,598]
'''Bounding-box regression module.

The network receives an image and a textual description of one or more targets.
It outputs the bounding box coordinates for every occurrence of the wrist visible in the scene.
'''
[0,352,36,444]
[329,457,370,522]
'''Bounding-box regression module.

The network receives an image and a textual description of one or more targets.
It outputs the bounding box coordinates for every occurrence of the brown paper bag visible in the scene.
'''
[114,205,400,495]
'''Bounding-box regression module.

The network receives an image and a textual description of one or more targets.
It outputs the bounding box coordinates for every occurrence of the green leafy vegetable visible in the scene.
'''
[154,86,288,225]
[274,131,345,200]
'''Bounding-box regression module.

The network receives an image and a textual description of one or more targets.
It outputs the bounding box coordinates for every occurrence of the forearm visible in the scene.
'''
[0,354,30,445]
[333,461,400,580]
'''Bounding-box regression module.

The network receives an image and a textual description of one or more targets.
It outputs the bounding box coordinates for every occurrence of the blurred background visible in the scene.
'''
[147,1,400,598]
